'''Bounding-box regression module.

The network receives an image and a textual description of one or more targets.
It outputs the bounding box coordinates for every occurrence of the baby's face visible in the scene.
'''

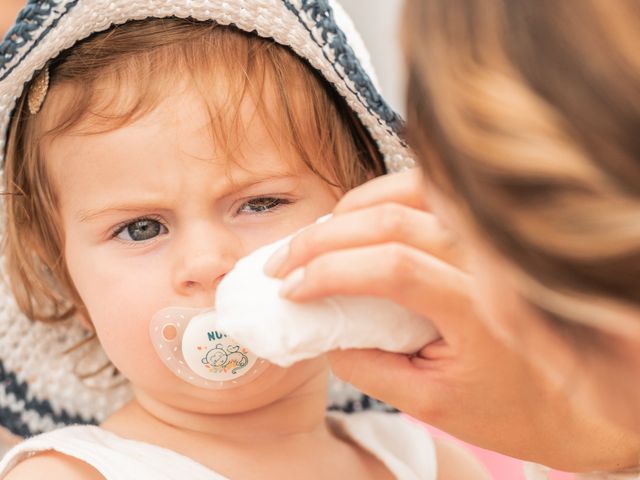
[46,88,341,412]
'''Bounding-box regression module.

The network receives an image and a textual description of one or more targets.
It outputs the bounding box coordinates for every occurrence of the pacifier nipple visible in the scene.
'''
[150,307,268,390]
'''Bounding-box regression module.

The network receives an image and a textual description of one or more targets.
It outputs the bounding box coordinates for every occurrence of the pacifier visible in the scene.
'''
[150,307,268,390]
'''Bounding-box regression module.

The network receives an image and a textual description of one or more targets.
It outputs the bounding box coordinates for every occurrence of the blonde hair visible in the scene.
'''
[403,0,640,338]
[4,18,384,324]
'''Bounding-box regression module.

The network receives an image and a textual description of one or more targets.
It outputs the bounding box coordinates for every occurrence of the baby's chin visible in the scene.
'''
[138,357,330,415]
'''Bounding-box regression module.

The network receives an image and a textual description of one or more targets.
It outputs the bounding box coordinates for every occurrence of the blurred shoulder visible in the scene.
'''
[4,450,104,480]
[434,437,491,480]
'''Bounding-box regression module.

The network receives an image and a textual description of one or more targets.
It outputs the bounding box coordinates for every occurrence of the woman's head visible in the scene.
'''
[3,18,384,412]
[403,0,640,429]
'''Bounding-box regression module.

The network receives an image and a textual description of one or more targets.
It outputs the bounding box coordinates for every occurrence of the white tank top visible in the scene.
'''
[0,411,437,480]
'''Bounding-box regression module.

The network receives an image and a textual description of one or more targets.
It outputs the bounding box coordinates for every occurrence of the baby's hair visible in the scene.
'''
[403,0,640,343]
[4,18,384,324]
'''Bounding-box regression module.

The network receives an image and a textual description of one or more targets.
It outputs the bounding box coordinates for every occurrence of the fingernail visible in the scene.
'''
[279,267,305,298]
[264,244,289,277]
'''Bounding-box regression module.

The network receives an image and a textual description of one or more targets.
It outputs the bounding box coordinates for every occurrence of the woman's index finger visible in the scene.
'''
[334,167,431,215]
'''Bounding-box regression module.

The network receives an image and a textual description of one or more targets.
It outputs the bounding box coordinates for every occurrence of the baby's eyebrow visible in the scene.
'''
[225,170,301,189]
[76,204,165,223]
[75,173,301,223]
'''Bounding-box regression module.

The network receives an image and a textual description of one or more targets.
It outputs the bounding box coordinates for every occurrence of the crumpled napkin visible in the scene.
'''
[213,218,440,367]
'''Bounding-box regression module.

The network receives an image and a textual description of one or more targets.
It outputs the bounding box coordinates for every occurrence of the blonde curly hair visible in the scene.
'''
[403,0,640,340]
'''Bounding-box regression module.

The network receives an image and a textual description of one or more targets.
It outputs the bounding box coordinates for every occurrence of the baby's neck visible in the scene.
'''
[100,370,393,480]
[101,369,332,448]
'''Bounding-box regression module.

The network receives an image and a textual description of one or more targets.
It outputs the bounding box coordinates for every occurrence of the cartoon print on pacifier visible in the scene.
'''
[149,306,268,390]
[201,343,249,375]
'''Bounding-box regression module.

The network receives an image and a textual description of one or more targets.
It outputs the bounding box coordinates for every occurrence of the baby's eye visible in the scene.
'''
[237,197,291,214]
[113,218,167,242]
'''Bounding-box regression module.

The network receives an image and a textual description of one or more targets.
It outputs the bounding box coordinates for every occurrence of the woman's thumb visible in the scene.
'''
[327,348,436,415]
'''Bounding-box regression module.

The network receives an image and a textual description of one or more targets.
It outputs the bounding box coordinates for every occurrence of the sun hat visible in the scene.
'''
[0,0,413,438]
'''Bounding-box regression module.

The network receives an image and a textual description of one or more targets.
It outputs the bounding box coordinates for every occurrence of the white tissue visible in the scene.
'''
[214,220,440,367]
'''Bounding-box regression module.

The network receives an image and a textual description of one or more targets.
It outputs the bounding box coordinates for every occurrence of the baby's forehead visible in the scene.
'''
[30,20,363,196]
[44,82,305,172]
[43,89,315,199]
[43,62,277,132]
[39,39,318,164]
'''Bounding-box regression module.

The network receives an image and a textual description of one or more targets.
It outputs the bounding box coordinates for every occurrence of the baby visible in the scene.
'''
[0,1,487,479]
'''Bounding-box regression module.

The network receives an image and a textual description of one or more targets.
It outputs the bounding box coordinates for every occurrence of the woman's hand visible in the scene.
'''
[265,169,640,472]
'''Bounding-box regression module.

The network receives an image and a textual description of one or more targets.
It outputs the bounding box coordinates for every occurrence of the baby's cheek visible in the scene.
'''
[77,273,168,382]
[91,300,167,386]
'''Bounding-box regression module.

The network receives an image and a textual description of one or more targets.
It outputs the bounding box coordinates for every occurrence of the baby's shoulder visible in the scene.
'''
[433,438,491,480]
[3,450,104,480]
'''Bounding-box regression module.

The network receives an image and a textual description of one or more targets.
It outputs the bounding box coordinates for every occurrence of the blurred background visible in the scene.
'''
[0,1,573,478]
[341,0,406,116]
[0,1,24,39]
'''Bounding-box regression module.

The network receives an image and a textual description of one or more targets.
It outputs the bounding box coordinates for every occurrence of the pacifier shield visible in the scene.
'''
[150,307,267,390]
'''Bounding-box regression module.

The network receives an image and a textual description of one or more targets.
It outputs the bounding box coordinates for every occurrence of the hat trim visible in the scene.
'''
[0,0,79,82]
[1,359,97,437]
[284,0,404,137]
[1,0,405,145]
[327,394,398,414]
[0,0,402,134]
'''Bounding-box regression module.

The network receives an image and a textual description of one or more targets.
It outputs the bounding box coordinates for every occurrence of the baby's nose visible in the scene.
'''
[179,253,234,292]
[172,229,241,296]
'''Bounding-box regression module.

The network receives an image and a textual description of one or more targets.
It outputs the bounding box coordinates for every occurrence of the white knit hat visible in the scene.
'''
[0,0,413,438]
